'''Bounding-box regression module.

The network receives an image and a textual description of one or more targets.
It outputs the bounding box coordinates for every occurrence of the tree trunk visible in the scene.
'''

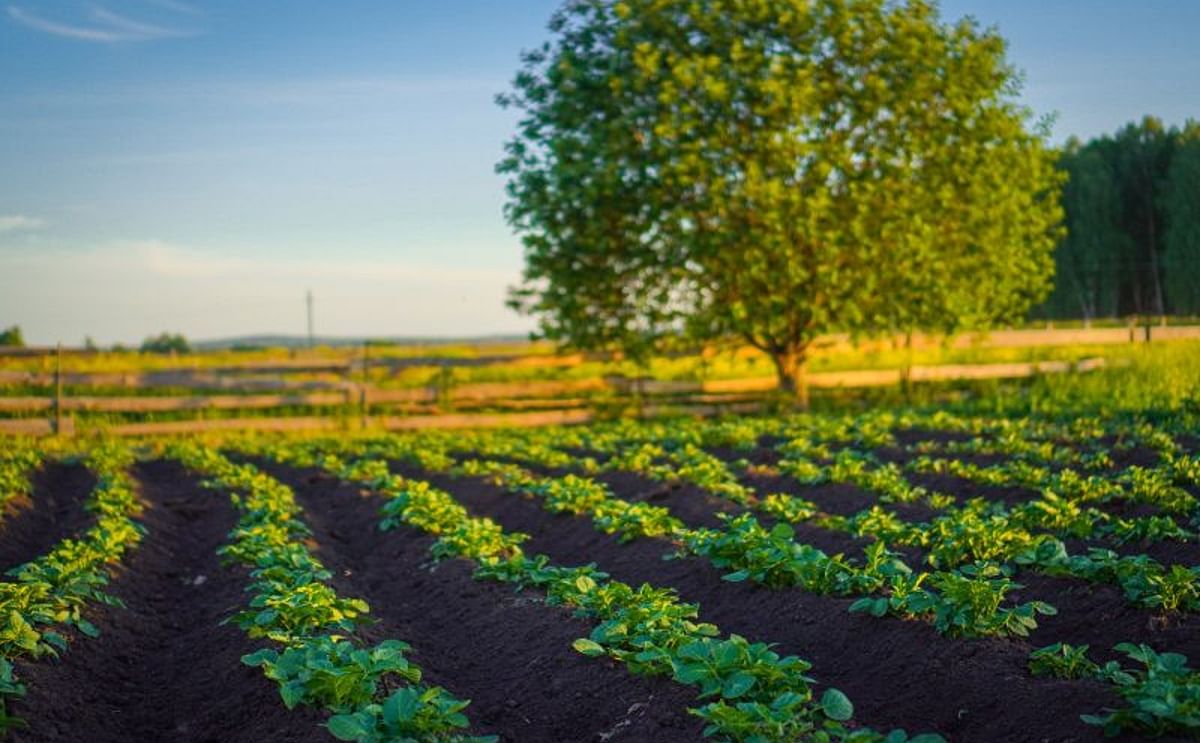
[899,330,915,401]
[770,347,810,410]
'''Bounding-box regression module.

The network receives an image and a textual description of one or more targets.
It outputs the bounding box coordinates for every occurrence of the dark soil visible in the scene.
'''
[1066,533,1200,568]
[592,471,744,530]
[261,461,706,743]
[419,463,1188,743]
[0,462,96,574]
[1015,572,1200,664]
[10,460,328,743]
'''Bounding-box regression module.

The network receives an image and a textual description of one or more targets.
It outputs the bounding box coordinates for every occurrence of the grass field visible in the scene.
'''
[0,343,1197,742]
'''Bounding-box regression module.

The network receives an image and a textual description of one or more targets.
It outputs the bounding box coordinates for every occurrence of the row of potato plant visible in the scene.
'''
[246,438,944,743]
[437,427,1066,636]
[446,418,1200,618]
[553,418,1199,616]
[765,446,1200,613]
[0,441,143,734]
[0,439,41,521]
[290,433,1060,641]
[1028,641,1200,738]
[531,414,1200,724]
[167,442,494,743]
[454,455,1059,639]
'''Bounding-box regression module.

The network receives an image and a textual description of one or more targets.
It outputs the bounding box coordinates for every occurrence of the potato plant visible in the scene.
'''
[172,444,492,743]
[270,444,947,743]
[0,442,142,731]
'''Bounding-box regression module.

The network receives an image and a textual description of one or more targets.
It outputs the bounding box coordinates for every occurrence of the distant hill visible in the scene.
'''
[190,333,530,351]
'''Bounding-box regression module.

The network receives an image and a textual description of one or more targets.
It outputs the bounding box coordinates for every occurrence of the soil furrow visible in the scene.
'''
[262,462,706,743]
[0,462,96,574]
[412,464,1188,743]
[10,460,326,743]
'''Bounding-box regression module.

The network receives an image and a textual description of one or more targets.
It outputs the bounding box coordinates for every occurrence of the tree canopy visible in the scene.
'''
[1042,117,1200,322]
[0,325,25,347]
[500,0,1063,403]
[140,332,191,355]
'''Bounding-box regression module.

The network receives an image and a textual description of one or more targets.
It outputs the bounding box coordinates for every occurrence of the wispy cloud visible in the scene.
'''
[0,215,44,233]
[140,0,200,16]
[6,5,196,42]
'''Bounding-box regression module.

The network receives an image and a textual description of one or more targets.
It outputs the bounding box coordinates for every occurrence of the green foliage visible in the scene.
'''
[0,658,26,733]
[1081,643,1200,738]
[1044,116,1200,320]
[173,444,491,742]
[500,0,1062,396]
[859,563,1056,638]
[140,331,191,354]
[271,443,944,743]
[244,638,420,712]
[1163,123,1200,315]
[0,440,41,518]
[0,326,23,348]
[0,442,142,733]
[326,686,496,743]
[1028,643,1129,683]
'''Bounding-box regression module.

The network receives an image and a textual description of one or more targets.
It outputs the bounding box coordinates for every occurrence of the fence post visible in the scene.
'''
[53,342,63,435]
[360,342,370,428]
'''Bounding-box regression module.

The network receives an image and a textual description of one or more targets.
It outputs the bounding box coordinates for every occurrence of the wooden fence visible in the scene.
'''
[0,357,1109,437]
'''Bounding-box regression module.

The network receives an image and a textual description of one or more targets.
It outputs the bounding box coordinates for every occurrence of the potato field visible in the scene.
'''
[1,354,1198,743]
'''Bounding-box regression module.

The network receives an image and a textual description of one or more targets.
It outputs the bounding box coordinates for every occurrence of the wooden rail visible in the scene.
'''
[3,325,1195,390]
[0,357,1113,437]
[0,358,1099,416]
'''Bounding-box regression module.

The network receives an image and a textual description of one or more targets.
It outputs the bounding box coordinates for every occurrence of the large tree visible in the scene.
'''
[500,0,1063,405]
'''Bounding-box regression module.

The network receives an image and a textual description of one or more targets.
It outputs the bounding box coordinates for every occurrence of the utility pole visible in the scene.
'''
[306,289,314,349]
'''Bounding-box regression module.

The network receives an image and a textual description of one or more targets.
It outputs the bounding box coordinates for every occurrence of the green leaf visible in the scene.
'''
[279,682,305,710]
[326,715,368,741]
[241,649,276,667]
[821,688,854,721]
[572,638,606,657]
[721,671,756,699]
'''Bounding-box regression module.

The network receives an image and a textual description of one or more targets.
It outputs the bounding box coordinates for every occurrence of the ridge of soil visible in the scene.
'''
[0,462,96,574]
[590,462,1200,665]
[411,462,1190,743]
[10,460,327,743]
[262,461,706,743]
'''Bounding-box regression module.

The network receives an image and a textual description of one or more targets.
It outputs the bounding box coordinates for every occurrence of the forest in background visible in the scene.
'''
[1041,116,1200,322]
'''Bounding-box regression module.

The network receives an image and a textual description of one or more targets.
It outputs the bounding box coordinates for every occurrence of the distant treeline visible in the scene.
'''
[1039,117,1200,321]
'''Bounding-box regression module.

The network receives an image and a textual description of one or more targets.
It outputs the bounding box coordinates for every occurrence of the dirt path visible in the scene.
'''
[262,462,706,743]
[0,462,95,574]
[11,460,327,743]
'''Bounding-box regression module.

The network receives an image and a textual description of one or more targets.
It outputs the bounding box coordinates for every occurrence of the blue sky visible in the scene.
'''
[1,1,1197,345]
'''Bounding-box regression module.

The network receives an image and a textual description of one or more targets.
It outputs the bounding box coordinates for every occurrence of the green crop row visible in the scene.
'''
[1029,642,1200,738]
[249,439,945,743]
[0,441,143,733]
[168,443,494,743]
[393,414,1200,619]
[451,456,1059,639]
[554,419,1200,616]
[273,432,1058,642]
[0,439,43,521]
